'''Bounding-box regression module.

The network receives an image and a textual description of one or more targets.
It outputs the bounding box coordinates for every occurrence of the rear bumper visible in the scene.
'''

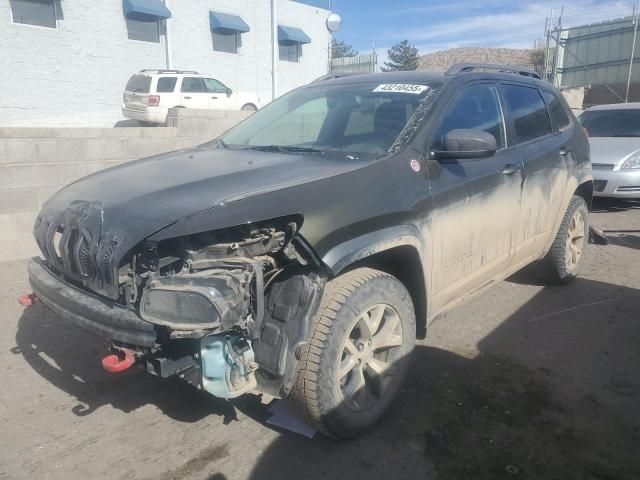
[593,168,640,198]
[28,258,158,347]
[121,105,168,124]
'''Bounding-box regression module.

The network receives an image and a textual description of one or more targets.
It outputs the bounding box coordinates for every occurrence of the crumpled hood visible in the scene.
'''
[38,144,367,258]
[589,137,640,165]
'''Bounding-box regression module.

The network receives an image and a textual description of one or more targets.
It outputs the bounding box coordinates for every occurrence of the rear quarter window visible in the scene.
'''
[125,75,151,93]
[541,90,571,130]
[503,84,552,143]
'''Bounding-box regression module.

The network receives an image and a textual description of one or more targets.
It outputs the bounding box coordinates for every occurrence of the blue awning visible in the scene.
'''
[123,0,171,19]
[278,25,311,44]
[210,12,250,33]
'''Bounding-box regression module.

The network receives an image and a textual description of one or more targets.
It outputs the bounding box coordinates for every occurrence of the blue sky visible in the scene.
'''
[297,0,635,56]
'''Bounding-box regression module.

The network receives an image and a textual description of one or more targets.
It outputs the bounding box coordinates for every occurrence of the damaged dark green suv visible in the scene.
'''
[28,65,592,438]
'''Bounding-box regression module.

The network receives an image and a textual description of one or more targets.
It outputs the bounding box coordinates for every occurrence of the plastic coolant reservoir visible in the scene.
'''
[200,333,257,399]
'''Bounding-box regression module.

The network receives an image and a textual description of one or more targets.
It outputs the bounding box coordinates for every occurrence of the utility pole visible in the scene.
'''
[164,0,172,69]
[626,0,640,102]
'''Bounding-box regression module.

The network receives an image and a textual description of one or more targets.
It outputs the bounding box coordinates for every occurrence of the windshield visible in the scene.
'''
[578,109,640,137]
[221,82,435,155]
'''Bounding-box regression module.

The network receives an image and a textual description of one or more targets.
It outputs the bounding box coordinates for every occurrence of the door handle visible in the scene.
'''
[184,96,192,99]
[559,146,572,156]
[502,163,523,175]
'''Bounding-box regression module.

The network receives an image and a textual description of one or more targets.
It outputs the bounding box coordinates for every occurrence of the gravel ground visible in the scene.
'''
[0,198,639,480]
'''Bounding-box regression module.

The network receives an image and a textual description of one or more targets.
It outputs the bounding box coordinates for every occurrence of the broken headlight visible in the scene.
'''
[139,269,250,330]
[140,289,220,328]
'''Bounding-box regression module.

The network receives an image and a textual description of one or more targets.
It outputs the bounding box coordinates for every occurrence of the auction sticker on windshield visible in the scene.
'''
[373,84,429,94]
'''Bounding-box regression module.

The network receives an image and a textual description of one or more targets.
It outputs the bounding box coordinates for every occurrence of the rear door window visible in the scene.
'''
[502,84,552,143]
[434,83,506,149]
[156,77,177,93]
[541,90,571,130]
[181,77,207,93]
[125,75,151,93]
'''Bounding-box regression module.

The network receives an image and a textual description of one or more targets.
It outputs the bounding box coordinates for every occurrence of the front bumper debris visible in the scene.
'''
[28,258,158,348]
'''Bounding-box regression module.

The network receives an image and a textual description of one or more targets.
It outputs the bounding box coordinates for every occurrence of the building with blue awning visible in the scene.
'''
[0,0,331,127]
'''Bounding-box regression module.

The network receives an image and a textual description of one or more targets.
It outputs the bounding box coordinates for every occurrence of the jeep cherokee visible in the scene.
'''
[28,65,592,438]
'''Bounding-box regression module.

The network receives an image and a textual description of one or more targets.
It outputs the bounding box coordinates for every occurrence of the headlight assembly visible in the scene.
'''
[621,151,640,170]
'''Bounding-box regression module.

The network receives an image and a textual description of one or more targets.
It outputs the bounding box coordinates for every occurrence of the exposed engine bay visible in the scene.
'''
[111,219,325,399]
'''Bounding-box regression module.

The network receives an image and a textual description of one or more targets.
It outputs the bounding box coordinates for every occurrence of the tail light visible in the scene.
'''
[148,95,160,107]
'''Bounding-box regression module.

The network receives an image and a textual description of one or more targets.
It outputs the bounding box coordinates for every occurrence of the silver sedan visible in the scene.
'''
[579,103,640,198]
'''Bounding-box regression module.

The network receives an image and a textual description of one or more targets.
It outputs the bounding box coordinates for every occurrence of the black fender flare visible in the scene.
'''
[321,225,426,276]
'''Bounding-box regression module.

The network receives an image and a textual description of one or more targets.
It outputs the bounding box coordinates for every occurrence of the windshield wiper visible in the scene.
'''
[244,145,323,153]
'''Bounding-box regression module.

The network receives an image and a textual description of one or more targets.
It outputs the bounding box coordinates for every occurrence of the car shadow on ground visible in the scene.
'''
[244,277,640,480]
[12,277,640,480]
[591,197,640,213]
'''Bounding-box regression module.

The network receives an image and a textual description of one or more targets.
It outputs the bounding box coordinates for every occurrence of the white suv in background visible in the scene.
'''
[122,70,262,125]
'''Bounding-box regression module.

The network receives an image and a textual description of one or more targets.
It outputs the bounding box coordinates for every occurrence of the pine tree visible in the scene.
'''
[331,39,358,58]
[382,40,419,72]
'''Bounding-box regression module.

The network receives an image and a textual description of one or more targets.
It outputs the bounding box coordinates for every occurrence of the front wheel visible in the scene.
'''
[241,103,257,112]
[535,195,589,284]
[290,268,416,438]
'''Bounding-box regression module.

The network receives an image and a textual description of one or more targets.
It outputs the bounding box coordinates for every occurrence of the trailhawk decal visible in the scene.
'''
[373,84,429,94]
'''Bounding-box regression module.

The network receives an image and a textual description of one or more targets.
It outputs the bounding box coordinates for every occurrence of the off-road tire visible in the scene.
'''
[535,195,589,284]
[290,268,416,439]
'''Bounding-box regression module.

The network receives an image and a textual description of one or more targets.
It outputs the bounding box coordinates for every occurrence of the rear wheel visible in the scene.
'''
[535,195,589,284]
[241,103,257,112]
[290,268,415,438]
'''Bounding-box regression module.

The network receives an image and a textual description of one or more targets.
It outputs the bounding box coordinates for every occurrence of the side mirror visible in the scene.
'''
[226,87,233,97]
[433,129,497,161]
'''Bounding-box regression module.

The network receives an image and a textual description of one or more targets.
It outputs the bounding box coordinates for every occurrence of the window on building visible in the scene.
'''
[541,90,571,131]
[279,43,301,62]
[213,30,240,54]
[10,0,56,28]
[156,77,177,93]
[125,13,160,43]
[181,77,207,93]
[435,84,506,150]
[503,84,552,143]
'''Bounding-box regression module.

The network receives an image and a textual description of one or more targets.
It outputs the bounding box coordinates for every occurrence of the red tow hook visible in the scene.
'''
[18,293,37,306]
[102,350,136,373]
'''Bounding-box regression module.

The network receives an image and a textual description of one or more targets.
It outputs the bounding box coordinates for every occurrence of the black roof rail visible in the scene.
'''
[445,63,542,80]
[139,69,200,74]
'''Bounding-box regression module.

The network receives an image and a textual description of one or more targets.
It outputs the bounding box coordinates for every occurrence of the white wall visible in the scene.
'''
[0,0,330,127]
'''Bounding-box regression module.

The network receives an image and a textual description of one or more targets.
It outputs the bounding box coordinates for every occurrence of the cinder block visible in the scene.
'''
[56,138,106,162]
[0,128,55,139]
[15,211,39,236]
[0,189,40,214]
[1,140,37,165]
[0,213,17,240]
[34,140,58,163]
[58,163,90,187]
[141,127,178,138]
[54,128,105,139]
[37,186,60,206]
[101,138,128,160]
[103,128,143,138]
[0,164,61,190]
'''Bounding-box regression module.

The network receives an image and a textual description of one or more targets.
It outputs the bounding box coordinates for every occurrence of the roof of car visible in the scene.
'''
[585,102,640,111]
[311,69,547,89]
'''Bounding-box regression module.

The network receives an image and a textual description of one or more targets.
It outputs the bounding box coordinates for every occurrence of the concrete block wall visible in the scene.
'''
[0,109,250,262]
[0,0,330,127]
